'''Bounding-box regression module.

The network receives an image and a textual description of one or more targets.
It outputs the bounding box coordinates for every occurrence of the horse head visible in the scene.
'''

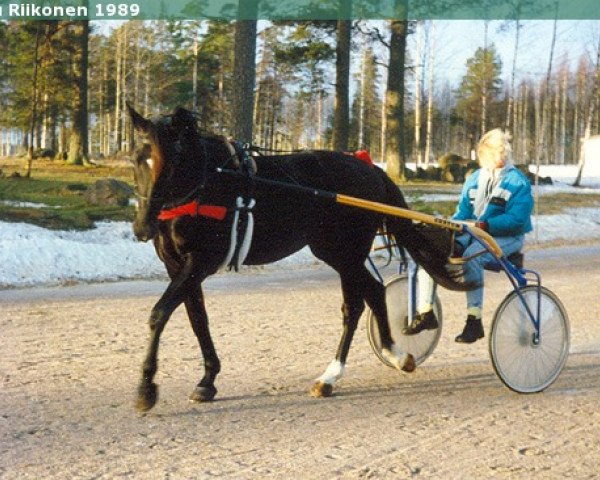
[130,144,155,241]
[127,103,208,241]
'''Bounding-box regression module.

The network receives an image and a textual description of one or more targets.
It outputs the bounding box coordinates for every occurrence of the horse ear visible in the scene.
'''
[127,101,151,134]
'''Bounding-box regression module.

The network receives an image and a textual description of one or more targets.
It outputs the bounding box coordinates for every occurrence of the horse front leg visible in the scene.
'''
[136,254,206,412]
[184,288,221,403]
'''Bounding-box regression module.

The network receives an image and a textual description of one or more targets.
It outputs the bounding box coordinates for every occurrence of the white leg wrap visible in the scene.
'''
[316,360,345,385]
[381,344,412,371]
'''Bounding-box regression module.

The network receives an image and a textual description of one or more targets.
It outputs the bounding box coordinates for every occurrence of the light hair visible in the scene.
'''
[477,128,513,169]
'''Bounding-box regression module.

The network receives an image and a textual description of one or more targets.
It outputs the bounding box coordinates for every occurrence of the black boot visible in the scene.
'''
[402,310,439,335]
[455,315,484,343]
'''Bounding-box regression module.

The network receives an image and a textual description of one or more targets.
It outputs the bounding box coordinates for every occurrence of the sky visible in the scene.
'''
[426,20,600,86]
[95,19,600,90]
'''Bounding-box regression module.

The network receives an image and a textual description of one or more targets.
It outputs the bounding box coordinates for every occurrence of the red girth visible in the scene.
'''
[157,200,227,221]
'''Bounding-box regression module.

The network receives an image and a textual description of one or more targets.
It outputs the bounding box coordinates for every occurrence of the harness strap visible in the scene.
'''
[218,196,256,272]
[236,198,256,270]
[219,201,241,271]
[157,201,227,221]
[224,141,240,168]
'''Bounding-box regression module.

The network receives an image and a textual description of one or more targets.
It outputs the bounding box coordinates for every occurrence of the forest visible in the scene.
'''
[0,19,599,182]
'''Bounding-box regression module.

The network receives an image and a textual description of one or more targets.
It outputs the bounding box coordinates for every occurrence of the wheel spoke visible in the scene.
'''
[490,287,569,393]
[367,275,443,368]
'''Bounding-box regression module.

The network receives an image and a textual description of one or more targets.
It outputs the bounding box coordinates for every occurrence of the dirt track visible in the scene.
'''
[2,245,600,479]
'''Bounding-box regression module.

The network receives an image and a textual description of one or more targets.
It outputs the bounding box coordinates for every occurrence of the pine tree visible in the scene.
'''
[456,45,503,143]
[231,19,257,142]
[66,21,90,165]
[385,17,409,182]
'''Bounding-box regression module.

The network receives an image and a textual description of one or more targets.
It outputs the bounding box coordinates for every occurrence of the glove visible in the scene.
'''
[475,221,488,232]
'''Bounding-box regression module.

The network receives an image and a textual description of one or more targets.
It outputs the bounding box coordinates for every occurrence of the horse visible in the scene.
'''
[127,104,471,411]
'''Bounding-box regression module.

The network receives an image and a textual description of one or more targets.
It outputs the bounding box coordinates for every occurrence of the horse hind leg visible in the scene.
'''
[311,264,375,397]
[311,293,363,398]
[363,271,416,373]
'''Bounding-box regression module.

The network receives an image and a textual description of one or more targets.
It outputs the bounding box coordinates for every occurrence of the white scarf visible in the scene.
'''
[473,163,512,219]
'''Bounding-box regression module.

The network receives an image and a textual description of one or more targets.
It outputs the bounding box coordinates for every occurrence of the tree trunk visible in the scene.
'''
[25,25,41,177]
[66,21,90,165]
[130,26,142,152]
[41,91,49,150]
[231,19,257,142]
[505,20,520,130]
[380,98,386,162]
[523,83,529,161]
[424,21,435,166]
[358,47,367,149]
[533,14,558,242]
[559,70,567,164]
[333,19,351,151]
[100,52,108,156]
[113,28,123,153]
[385,14,408,182]
[414,21,422,165]
[317,90,323,149]
[192,29,199,112]
[551,81,559,162]
[122,25,130,152]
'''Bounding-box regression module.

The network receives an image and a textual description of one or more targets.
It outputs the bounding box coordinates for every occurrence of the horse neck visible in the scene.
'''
[167,161,208,202]
[157,137,231,203]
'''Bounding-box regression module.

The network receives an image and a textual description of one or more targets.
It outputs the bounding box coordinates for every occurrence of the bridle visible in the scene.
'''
[132,117,246,213]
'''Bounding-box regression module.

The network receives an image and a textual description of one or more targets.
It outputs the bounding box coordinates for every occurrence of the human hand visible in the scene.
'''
[474,221,488,232]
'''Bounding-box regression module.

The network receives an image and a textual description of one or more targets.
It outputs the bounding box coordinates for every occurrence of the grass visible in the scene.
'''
[0,156,135,230]
[0,156,599,231]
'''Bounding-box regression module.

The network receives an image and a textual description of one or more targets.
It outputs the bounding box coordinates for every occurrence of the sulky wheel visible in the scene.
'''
[489,285,570,393]
[366,275,442,368]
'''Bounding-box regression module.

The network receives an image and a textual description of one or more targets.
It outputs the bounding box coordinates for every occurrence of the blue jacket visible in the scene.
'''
[453,166,533,237]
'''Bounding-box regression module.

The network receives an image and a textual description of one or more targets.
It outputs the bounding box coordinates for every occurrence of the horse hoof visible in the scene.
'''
[401,353,416,373]
[189,385,217,403]
[310,381,333,398]
[136,382,158,412]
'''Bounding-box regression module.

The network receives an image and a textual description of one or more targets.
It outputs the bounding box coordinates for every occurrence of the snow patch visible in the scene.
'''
[0,165,598,288]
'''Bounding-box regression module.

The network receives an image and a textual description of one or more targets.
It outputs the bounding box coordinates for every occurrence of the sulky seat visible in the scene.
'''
[484,251,524,272]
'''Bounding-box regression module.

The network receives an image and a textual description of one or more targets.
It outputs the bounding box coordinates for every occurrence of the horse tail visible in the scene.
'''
[379,173,475,292]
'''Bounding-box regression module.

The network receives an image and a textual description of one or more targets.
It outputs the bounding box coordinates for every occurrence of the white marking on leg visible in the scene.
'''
[381,344,412,371]
[316,360,345,385]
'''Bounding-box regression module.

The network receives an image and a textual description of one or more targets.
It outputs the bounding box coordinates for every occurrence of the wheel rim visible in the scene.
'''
[367,275,442,367]
[490,286,569,393]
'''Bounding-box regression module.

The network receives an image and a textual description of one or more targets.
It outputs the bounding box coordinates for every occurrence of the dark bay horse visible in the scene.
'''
[128,105,471,411]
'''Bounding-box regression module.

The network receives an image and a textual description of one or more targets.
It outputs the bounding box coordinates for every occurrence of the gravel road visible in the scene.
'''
[2,245,600,479]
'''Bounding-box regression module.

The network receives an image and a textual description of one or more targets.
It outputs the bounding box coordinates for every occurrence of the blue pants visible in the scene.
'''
[418,233,524,314]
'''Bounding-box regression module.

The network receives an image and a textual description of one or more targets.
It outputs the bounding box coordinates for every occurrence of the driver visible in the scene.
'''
[402,128,534,343]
